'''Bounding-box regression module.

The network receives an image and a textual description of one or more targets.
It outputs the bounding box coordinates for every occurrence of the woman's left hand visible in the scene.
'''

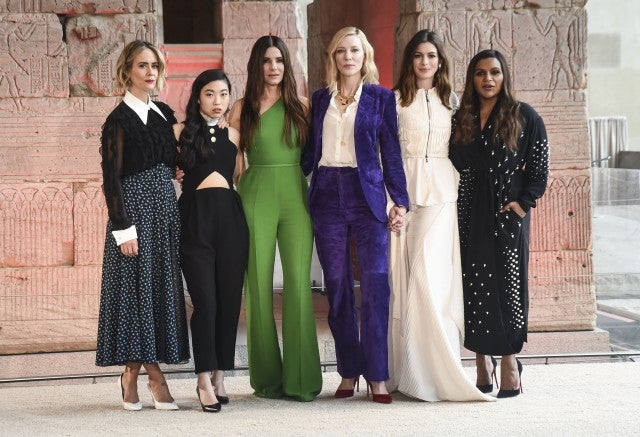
[388,205,406,232]
[500,201,526,218]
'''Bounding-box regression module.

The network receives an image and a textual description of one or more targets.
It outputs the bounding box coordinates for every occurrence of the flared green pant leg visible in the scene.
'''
[278,197,323,401]
[242,185,284,398]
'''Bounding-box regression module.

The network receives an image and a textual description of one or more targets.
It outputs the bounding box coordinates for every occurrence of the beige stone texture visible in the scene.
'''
[66,14,158,96]
[0,0,156,14]
[530,170,592,251]
[73,182,108,266]
[222,2,270,39]
[0,13,68,99]
[0,183,74,267]
[528,250,596,331]
[0,265,101,353]
[0,97,118,178]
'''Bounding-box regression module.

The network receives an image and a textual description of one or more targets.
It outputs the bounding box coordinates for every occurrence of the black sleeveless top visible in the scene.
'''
[181,126,237,195]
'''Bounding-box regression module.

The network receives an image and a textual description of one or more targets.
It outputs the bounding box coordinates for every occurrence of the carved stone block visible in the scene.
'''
[222,2,270,39]
[66,14,158,96]
[530,170,592,251]
[270,1,301,39]
[0,97,118,178]
[0,183,74,267]
[513,8,586,94]
[73,182,108,266]
[528,250,596,331]
[0,0,156,14]
[222,39,253,76]
[0,13,68,99]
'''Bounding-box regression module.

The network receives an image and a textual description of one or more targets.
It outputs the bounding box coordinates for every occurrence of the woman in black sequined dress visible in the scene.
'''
[449,50,549,398]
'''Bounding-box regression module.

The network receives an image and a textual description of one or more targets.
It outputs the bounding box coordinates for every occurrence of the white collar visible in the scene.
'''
[200,111,219,126]
[123,91,166,125]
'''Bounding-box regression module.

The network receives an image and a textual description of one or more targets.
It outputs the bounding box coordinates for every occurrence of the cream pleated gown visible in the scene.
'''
[387,88,493,402]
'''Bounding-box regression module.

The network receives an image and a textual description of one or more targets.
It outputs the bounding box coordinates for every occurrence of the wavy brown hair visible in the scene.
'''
[394,30,452,108]
[115,40,166,93]
[239,35,308,152]
[453,49,521,151]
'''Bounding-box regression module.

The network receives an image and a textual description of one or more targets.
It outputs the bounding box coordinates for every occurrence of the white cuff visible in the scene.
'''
[112,225,137,246]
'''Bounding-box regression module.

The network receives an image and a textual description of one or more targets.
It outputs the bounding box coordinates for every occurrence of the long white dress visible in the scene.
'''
[387,88,493,402]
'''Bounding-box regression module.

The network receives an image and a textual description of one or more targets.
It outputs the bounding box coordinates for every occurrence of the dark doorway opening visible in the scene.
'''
[162,0,222,43]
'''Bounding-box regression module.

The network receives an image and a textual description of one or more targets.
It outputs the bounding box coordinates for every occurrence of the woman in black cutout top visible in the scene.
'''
[176,69,249,412]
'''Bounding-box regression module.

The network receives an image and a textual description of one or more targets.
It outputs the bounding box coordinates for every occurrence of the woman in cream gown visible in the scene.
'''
[387,31,493,402]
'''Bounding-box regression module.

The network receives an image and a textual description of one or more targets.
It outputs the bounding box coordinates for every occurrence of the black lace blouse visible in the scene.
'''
[100,100,178,230]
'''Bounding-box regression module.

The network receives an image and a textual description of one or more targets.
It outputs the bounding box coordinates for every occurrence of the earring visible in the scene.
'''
[438,64,441,69]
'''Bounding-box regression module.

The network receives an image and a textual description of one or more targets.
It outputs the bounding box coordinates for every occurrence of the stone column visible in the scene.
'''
[396,0,595,332]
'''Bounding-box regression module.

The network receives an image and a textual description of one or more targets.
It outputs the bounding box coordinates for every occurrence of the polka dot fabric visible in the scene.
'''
[450,102,549,356]
[96,164,190,366]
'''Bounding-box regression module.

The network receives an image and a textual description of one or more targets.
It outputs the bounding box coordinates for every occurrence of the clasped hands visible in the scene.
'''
[388,205,407,233]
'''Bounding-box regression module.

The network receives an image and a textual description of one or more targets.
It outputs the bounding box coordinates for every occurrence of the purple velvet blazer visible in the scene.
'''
[302,84,409,223]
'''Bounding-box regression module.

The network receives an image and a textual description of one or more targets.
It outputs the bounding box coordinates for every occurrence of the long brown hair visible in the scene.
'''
[239,35,308,152]
[453,49,521,151]
[393,30,452,108]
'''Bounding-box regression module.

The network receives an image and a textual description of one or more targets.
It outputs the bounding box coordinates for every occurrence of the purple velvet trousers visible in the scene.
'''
[310,167,390,381]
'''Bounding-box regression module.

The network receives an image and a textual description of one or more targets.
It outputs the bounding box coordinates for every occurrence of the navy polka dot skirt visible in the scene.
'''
[96,164,190,366]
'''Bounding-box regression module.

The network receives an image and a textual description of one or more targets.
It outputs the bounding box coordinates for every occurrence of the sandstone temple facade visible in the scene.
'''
[0,0,598,355]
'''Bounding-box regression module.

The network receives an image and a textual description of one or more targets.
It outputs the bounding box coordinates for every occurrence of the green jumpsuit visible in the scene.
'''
[237,99,322,401]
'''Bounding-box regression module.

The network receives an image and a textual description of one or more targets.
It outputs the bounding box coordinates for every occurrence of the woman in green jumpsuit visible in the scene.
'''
[229,35,322,402]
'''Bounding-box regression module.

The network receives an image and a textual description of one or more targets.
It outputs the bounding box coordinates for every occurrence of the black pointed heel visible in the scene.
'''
[476,355,499,393]
[497,358,523,398]
[196,387,222,412]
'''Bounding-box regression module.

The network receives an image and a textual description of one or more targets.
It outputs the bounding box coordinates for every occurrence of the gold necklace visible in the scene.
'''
[337,90,355,106]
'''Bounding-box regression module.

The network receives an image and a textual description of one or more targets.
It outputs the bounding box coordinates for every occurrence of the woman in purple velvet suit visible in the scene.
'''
[302,27,409,404]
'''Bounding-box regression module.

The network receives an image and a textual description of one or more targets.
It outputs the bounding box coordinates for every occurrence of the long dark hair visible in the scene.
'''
[453,49,521,151]
[240,35,308,152]
[393,30,452,108]
[177,69,231,170]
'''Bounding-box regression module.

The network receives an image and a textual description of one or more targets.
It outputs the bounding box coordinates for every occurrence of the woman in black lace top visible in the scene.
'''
[449,50,549,398]
[176,69,248,412]
[96,40,190,411]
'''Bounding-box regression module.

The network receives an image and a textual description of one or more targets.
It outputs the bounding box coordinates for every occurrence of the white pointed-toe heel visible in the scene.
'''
[117,373,142,411]
[147,383,179,410]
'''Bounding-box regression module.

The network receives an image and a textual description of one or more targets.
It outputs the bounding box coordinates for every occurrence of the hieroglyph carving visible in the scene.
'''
[66,14,157,96]
[0,0,156,13]
[469,0,512,55]
[0,14,68,106]
[531,0,584,100]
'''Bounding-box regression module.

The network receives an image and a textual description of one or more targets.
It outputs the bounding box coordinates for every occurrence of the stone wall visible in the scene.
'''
[0,2,162,354]
[395,0,594,331]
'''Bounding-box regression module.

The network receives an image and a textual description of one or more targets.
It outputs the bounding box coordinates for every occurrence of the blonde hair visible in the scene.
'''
[115,40,166,93]
[324,27,379,91]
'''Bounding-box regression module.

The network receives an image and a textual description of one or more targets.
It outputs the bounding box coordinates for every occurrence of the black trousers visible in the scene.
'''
[180,188,249,373]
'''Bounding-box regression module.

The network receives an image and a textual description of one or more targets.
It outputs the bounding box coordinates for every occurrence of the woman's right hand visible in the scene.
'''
[120,238,138,257]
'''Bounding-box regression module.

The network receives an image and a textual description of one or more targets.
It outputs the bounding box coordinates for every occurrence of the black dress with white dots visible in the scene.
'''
[449,102,549,356]
[96,101,190,366]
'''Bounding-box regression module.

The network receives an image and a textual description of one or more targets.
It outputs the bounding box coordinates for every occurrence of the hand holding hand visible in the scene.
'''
[388,205,407,233]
